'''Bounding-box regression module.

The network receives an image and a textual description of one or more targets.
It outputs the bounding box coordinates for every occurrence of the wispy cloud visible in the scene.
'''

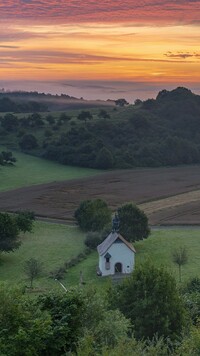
[0,49,195,65]
[0,28,46,42]
[0,0,200,25]
[165,51,200,59]
[0,45,20,48]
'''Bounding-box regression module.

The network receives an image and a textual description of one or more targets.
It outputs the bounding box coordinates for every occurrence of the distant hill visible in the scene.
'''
[43,87,200,168]
[1,86,200,169]
[0,90,115,112]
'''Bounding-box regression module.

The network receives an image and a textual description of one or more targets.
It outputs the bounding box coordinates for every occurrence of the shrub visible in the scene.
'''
[184,277,200,294]
[85,231,103,249]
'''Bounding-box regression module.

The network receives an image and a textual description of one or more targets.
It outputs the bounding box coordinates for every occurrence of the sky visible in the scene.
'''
[0,0,200,101]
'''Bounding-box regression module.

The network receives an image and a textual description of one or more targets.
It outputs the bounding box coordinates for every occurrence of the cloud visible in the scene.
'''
[0,45,20,48]
[0,0,200,25]
[0,28,46,42]
[0,48,194,65]
[165,51,200,59]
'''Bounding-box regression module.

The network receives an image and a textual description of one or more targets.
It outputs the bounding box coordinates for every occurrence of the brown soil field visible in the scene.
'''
[1,165,200,225]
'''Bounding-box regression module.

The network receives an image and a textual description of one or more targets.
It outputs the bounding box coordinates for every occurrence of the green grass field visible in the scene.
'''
[134,229,200,281]
[65,228,200,287]
[0,222,86,291]
[0,224,200,292]
[0,149,101,192]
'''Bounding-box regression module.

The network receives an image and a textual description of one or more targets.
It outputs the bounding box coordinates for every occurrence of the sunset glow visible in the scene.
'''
[0,0,200,98]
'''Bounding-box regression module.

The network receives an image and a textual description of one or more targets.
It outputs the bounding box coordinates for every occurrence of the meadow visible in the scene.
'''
[0,149,101,192]
[0,221,199,292]
[0,222,86,291]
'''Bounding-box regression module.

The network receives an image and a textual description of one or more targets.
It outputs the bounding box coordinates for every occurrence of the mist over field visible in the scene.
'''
[1,80,200,102]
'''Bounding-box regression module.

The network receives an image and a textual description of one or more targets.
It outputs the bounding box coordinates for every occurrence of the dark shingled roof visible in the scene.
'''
[97,231,136,256]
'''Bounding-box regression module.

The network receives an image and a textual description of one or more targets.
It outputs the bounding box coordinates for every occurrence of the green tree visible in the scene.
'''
[1,113,19,131]
[75,199,111,232]
[77,111,93,122]
[0,213,20,252]
[115,98,129,106]
[59,112,71,122]
[24,258,43,288]
[118,203,150,241]
[172,246,188,282]
[77,287,131,354]
[19,134,38,150]
[109,262,186,340]
[46,114,55,125]
[16,210,35,233]
[38,291,85,353]
[175,326,200,355]
[98,109,110,119]
[95,147,114,169]
[0,286,52,356]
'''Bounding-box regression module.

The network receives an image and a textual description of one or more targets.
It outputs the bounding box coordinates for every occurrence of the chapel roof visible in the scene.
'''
[97,231,136,256]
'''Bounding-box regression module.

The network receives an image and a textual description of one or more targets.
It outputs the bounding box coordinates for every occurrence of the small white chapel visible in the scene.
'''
[97,214,136,277]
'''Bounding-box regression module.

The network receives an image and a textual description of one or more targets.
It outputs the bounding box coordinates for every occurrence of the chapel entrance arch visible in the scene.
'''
[115,262,122,273]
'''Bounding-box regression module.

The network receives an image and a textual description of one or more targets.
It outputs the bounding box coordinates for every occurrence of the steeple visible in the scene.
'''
[112,212,120,232]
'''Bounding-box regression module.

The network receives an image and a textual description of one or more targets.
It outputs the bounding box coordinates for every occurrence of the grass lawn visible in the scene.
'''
[0,222,86,291]
[65,228,200,287]
[0,149,101,192]
[1,226,200,292]
[134,229,200,282]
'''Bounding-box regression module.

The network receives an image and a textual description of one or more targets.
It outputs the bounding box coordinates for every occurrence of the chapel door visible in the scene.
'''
[115,262,122,273]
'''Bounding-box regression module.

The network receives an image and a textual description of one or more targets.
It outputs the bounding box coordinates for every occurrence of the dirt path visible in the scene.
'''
[1,165,200,225]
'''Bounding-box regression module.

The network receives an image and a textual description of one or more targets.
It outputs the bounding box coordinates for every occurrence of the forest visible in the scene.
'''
[1,87,200,169]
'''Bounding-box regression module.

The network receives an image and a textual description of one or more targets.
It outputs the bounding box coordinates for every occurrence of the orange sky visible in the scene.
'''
[0,0,199,97]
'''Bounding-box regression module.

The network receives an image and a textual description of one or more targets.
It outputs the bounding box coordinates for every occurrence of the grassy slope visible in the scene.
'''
[0,149,101,192]
[0,222,85,291]
[1,224,199,291]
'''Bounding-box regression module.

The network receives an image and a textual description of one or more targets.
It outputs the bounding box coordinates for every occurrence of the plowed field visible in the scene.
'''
[1,165,200,225]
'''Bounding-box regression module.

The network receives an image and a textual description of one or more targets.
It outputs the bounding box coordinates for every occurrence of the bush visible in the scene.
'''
[85,232,103,249]
[49,266,66,280]
[183,277,200,294]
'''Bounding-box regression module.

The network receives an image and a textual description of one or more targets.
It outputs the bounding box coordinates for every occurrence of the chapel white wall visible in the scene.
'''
[99,242,135,276]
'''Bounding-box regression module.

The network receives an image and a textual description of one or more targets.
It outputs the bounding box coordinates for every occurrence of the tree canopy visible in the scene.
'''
[75,199,111,232]
[0,286,52,356]
[118,203,150,241]
[16,210,35,233]
[19,134,38,150]
[95,147,114,169]
[0,213,20,253]
[0,211,35,253]
[109,262,186,340]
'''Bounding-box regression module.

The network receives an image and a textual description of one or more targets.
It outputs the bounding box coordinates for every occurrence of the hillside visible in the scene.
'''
[1,87,200,169]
